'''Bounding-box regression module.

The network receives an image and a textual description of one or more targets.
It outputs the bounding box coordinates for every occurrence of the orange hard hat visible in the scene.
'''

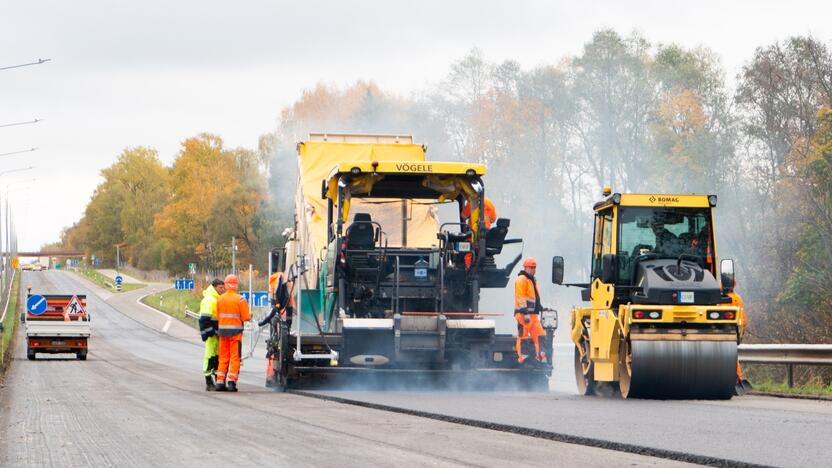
[523,257,537,268]
[224,274,239,290]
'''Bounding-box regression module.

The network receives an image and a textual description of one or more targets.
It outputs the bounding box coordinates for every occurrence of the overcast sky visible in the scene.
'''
[1,0,830,250]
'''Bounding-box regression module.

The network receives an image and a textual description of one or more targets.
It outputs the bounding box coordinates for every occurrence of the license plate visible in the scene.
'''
[679,291,694,304]
[51,341,66,346]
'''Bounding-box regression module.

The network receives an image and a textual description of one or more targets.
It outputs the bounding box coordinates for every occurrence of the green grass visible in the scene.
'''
[141,289,200,329]
[1,271,22,369]
[751,380,832,397]
[76,267,145,293]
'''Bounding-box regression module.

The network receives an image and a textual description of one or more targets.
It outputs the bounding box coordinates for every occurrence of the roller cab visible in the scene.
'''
[554,190,740,399]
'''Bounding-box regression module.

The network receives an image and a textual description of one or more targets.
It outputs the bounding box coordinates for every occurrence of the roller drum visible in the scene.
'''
[627,340,736,399]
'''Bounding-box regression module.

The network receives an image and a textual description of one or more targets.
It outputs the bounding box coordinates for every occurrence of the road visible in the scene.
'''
[0,271,680,467]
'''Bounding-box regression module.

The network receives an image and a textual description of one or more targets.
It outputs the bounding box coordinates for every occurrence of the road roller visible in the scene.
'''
[551,188,743,399]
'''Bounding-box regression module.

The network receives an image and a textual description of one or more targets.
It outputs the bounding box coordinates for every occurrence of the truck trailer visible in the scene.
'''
[23,294,90,360]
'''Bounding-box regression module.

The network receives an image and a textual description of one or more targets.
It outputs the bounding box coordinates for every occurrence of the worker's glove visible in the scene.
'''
[524,314,531,324]
[198,316,216,341]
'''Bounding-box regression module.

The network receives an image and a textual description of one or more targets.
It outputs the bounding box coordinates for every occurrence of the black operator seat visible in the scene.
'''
[485,218,510,256]
[346,213,376,250]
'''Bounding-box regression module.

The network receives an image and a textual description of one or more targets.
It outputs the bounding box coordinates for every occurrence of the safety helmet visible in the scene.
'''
[523,257,537,268]
[224,274,239,290]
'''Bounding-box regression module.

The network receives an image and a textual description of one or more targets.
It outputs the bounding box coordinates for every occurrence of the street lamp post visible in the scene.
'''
[0,167,34,291]
[0,119,40,129]
[0,148,37,158]
[0,58,51,71]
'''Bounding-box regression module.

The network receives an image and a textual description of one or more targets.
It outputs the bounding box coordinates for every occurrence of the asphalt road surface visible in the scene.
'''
[0,271,686,467]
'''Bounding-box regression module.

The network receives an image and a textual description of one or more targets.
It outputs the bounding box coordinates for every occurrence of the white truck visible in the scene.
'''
[23,294,90,360]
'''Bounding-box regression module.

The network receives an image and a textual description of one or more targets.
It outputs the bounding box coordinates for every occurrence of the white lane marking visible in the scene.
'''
[135,288,181,334]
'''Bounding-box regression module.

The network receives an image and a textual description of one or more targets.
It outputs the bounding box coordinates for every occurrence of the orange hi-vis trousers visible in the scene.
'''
[216,334,242,384]
[514,312,545,361]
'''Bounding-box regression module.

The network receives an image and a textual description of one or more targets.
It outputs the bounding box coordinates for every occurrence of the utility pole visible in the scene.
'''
[116,244,120,271]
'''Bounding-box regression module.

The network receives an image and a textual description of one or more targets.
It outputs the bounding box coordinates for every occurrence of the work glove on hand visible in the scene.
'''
[524,314,531,324]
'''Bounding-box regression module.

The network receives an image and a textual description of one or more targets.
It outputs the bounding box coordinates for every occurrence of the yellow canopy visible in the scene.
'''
[296,141,428,260]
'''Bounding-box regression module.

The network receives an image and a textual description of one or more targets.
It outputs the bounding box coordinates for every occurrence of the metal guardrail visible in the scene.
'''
[184,308,199,320]
[739,344,832,387]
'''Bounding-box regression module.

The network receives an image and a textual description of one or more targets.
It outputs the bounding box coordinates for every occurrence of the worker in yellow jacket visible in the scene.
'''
[199,279,225,391]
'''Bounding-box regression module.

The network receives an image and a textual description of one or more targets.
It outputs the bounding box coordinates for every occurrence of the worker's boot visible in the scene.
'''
[205,375,215,391]
[227,381,238,392]
[215,381,227,392]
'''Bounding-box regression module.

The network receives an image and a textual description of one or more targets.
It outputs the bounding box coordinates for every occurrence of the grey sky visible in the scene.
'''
[1,0,830,250]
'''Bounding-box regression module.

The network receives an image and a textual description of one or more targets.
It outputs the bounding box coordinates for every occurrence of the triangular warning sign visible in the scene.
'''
[65,295,85,317]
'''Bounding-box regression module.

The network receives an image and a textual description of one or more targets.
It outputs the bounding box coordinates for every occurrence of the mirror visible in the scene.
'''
[601,253,616,284]
[720,258,735,292]
[551,256,564,284]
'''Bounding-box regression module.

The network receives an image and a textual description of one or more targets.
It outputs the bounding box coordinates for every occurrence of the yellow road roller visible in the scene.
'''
[551,188,743,399]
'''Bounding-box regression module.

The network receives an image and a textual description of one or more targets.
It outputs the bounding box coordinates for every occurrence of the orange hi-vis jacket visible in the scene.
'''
[216,290,251,336]
[269,272,295,308]
[462,197,497,230]
[514,272,542,314]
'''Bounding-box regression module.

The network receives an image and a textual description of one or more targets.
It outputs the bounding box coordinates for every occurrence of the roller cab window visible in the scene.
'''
[591,208,614,280]
[616,207,712,284]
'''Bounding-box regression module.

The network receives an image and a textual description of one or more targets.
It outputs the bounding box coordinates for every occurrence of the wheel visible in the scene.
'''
[269,321,291,392]
[618,338,633,399]
[574,336,596,396]
[77,351,87,361]
[27,349,36,360]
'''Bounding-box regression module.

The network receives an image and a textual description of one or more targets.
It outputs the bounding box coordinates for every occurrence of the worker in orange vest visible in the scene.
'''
[514,257,547,364]
[215,274,251,392]
[461,196,497,268]
[461,196,497,230]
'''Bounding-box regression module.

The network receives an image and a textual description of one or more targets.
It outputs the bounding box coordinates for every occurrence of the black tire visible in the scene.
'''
[618,338,633,399]
[77,351,87,361]
[271,321,291,392]
[574,340,596,396]
[27,350,36,360]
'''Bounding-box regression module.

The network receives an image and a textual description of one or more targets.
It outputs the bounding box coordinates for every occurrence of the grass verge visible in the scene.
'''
[751,380,832,397]
[1,271,22,374]
[76,267,145,293]
[140,289,200,329]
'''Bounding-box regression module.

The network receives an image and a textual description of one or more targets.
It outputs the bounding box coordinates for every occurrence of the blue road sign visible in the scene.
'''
[175,279,195,290]
[27,295,48,315]
[115,275,123,285]
[239,291,269,308]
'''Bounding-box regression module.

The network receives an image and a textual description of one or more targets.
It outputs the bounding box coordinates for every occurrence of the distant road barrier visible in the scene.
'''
[739,344,832,387]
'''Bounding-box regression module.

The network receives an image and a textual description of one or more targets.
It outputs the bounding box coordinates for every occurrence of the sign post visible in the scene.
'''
[115,274,123,291]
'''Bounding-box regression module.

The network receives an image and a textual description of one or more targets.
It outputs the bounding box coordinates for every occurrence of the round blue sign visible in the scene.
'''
[115,275,123,284]
[27,294,48,315]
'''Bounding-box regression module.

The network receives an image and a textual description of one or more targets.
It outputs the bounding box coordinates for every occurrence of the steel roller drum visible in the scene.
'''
[627,340,737,399]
